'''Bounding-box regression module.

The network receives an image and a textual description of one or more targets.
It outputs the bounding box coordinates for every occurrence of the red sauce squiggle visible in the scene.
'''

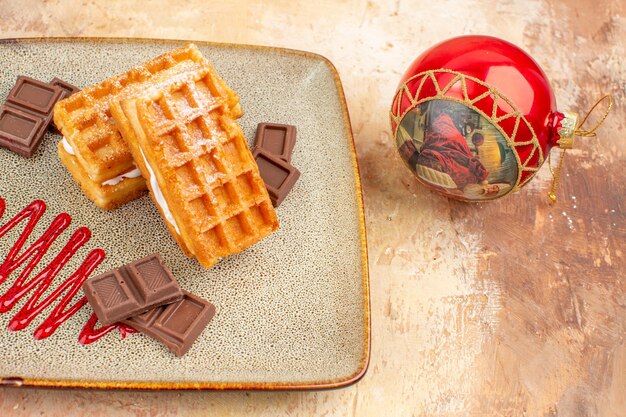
[79,312,137,345]
[0,197,133,344]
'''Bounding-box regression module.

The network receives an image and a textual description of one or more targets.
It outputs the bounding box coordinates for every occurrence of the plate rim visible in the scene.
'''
[0,36,370,391]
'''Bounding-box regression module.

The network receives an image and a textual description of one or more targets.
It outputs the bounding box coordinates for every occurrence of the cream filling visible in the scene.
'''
[139,148,180,235]
[101,168,142,186]
[64,136,142,188]
[61,137,75,156]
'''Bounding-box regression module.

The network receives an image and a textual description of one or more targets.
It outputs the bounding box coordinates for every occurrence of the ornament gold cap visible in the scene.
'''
[556,111,578,149]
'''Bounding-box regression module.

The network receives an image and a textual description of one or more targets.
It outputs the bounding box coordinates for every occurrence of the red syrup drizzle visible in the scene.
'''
[78,312,136,345]
[0,197,136,344]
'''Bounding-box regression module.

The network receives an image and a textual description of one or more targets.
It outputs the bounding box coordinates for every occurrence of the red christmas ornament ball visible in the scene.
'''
[390,35,571,202]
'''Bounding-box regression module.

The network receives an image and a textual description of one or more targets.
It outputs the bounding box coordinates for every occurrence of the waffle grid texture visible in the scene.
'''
[118,67,278,267]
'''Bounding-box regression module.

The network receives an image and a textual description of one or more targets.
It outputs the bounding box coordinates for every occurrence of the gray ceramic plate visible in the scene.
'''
[0,38,369,390]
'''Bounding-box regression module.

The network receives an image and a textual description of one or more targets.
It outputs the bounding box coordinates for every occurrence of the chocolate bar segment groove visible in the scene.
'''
[123,291,216,357]
[83,253,183,325]
[254,123,297,162]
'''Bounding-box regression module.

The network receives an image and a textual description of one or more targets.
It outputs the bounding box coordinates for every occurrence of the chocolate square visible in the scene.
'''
[253,147,300,207]
[0,105,46,157]
[123,291,216,357]
[7,76,63,116]
[86,270,137,319]
[254,123,297,162]
[126,255,182,305]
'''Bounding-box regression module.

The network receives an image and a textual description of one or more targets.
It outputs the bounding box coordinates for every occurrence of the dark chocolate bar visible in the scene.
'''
[83,254,184,325]
[253,147,300,207]
[123,291,216,357]
[0,76,63,157]
[254,123,297,162]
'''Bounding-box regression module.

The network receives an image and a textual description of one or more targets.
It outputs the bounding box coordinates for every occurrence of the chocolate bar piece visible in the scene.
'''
[50,77,80,99]
[0,106,46,157]
[83,254,184,325]
[6,76,63,115]
[253,147,300,207]
[123,291,216,357]
[0,76,63,157]
[254,123,297,162]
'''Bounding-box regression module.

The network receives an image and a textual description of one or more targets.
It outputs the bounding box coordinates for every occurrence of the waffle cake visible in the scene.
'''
[53,44,243,209]
[57,141,146,209]
[111,66,279,268]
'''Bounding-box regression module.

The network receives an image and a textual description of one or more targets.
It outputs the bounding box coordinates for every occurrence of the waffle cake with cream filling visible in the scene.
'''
[111,67,279,268]
[53,44,242,209]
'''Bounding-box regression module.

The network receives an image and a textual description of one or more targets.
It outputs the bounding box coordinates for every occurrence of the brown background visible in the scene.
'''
[0,0,624,416]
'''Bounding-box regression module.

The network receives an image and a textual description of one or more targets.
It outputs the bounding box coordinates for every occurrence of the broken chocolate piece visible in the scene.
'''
[83,253,184,326]
[0,76,63,157]
[0,106,46,157]
[123,291,216,357]
[253,147,300,207]
[254,123,297,162]
[6,76,63,115]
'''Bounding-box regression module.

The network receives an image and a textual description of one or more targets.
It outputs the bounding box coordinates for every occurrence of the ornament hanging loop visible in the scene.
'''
[548,94,614,204]
[574,94,614,138]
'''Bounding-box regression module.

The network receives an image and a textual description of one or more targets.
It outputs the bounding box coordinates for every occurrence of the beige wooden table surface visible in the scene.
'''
[0,0,624,416]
